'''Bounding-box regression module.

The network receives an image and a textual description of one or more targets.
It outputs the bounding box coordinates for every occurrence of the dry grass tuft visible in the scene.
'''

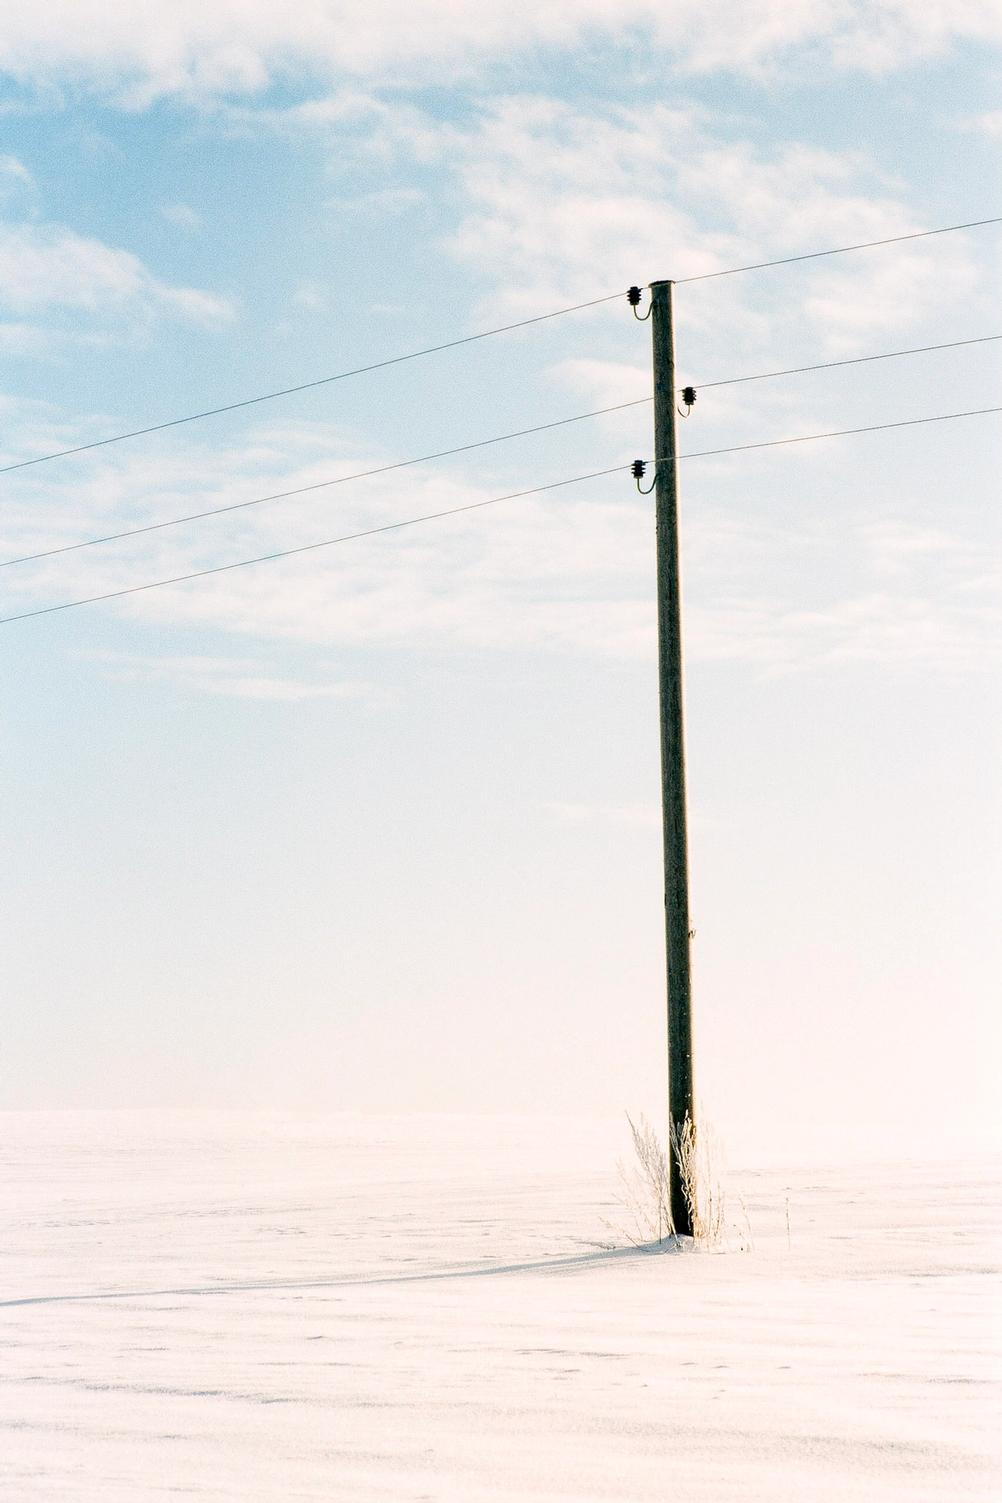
[615,1112,725,1249]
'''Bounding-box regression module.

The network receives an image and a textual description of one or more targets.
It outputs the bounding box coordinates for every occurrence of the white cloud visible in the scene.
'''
[0,153,32,187]
[0,320,50,354]
[290,282,332,314]
[155,283,235,325]
[342,95,975,357]
[0,1,998,103]
[231,89,993,376]
[553,359,649,411]
[160,201,202,230]
[0,221,235,335]
[327,186,425,216]
[955,109,1002,138]
[0,223,145,310]
[0,153,36,215]
[78,649,380,702]
[3,413,997,677]
[802,250,979,355]
[826,0,1002,72]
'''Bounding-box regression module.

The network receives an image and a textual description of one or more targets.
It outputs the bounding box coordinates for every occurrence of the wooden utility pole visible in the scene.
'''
[650,279,695,1236]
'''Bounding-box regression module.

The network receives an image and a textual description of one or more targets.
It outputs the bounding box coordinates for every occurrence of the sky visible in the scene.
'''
[1,3,1000,1151]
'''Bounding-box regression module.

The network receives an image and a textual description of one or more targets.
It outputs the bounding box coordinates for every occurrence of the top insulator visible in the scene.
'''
[627,286,643,306]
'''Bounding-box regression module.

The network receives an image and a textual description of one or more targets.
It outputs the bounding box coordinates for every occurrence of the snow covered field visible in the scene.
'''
[1,1112,998,1501]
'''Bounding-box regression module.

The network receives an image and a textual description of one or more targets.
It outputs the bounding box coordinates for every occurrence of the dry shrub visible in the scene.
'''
[617,1112,724,1249]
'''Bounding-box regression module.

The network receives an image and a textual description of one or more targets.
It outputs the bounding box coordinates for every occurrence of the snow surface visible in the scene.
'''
[1,1111,999,1501]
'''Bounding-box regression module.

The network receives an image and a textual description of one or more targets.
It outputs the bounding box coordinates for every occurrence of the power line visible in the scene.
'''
[3,215,998,480]
[676,216,1002,283]
[4,333,997,570]
[0,292,624,477]
[693,334,1002,393]
[658,405,1002,463]
[3,404,998,629]
[0,398,651,569]
[0,466,625,625]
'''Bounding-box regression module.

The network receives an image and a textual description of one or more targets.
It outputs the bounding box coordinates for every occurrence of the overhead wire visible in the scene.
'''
[655,405,1002,464]
[675,216,1002,283]
[3,333,997,570]
[0,292,625,477]
[0,398,651,568]
[3,404,998,628]
[691,333,1002,393]
[0,466,625,625]
[2,214,999,478]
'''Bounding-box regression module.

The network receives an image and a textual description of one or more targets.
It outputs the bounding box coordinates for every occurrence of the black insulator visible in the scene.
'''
[631,459,647,479]
[682,386,697,406]
[627,286,643,306]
